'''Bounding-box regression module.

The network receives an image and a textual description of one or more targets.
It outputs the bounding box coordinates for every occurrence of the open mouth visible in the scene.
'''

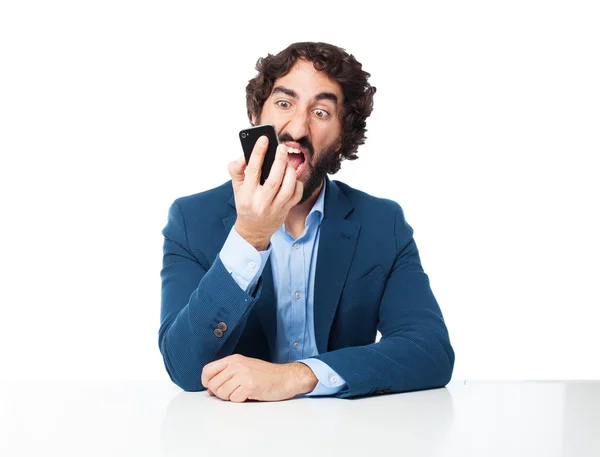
[284,142,308,177]
[286,147,305,169]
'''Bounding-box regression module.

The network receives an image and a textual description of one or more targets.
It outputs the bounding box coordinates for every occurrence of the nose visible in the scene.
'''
[283,108,310,142]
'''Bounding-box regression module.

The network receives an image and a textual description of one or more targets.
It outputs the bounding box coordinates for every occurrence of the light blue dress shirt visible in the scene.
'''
[219,181,347,396]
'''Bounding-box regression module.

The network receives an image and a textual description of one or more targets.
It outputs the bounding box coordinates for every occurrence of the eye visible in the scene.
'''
[276,100,292,109]
[313,109,329,119]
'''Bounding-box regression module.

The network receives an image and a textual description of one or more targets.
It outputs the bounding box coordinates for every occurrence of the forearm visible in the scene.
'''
[160,256,261,391]
[160,199,270,391]
[315,323,454,398]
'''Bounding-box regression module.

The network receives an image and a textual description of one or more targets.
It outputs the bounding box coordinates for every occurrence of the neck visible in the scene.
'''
[284,180,324,234]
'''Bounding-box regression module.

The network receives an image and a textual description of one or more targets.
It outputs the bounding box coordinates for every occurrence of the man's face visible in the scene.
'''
[253,58,344,204]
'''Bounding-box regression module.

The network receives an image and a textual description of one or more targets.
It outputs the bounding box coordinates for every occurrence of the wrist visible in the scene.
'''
[287,362,318,396]
[234,224,270,251]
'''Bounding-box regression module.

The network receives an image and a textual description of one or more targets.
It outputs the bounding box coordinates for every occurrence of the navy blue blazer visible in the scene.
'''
[159,177,454,398]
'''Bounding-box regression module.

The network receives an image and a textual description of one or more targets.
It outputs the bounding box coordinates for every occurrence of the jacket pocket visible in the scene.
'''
[339,265,386,313]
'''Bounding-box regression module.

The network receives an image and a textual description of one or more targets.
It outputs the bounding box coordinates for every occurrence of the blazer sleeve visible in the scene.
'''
[311,205,455,398]
[158,200,262,391]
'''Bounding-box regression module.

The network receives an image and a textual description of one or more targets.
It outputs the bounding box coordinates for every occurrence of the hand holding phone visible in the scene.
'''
[227,124,303,251]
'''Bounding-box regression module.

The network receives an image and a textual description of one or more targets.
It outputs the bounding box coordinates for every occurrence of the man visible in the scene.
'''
[159,42,454,402]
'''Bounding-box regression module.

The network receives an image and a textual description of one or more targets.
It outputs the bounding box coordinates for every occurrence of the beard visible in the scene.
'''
[297,141,339,204]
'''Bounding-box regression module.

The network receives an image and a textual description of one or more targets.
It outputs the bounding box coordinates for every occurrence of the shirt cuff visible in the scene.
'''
[298,358,347,396]
[219,226,271,294]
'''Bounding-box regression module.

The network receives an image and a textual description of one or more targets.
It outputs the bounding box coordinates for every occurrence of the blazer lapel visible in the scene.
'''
[313,178,360,353]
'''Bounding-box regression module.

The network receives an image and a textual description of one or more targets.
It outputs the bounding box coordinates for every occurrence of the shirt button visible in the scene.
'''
[293,242,300,250]
[330,376,338,384]
[293,342,300,349]
[248,261,256,269]
[295,292,301,299]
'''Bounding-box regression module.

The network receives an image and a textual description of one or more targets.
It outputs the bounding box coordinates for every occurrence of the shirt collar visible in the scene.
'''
[307,179,326,226]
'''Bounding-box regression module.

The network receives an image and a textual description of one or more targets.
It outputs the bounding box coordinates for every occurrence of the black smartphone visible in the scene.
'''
[239,124,279,185]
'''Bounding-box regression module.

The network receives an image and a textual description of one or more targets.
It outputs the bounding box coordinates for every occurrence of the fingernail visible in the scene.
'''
[279,145,287,155]
[258,136,267,146]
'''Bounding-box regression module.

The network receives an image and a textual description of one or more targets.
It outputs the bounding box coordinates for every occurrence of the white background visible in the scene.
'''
[1,0,598,383]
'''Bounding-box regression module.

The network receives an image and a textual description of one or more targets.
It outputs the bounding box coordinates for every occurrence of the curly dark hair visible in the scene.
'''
[245,42,376,174]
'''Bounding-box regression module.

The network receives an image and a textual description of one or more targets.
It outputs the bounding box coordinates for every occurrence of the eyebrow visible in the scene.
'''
[272,86,338,106]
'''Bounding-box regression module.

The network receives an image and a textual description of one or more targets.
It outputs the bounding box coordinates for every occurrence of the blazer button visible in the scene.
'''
[214,328,224,338]
[217,322,228,332]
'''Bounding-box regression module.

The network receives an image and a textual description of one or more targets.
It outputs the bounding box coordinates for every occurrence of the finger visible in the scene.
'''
[260,143,289,201]
[201,357,231,388]
[228,155,247,186]
[229,385,247,403]
[208,388,215,396]
[272,163,298,208]
[214,377,243,401]
[207,367,235,396]
[245,135,269,189]
[283,180,304,211]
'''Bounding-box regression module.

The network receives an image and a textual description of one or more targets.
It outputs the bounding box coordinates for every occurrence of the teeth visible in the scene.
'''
[287,147,302,154]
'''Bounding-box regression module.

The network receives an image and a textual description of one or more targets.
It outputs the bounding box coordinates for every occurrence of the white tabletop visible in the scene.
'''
[1,380,598,456]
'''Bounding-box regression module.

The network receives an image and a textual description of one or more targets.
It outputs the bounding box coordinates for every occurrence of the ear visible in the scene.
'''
[251,113,257,126]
